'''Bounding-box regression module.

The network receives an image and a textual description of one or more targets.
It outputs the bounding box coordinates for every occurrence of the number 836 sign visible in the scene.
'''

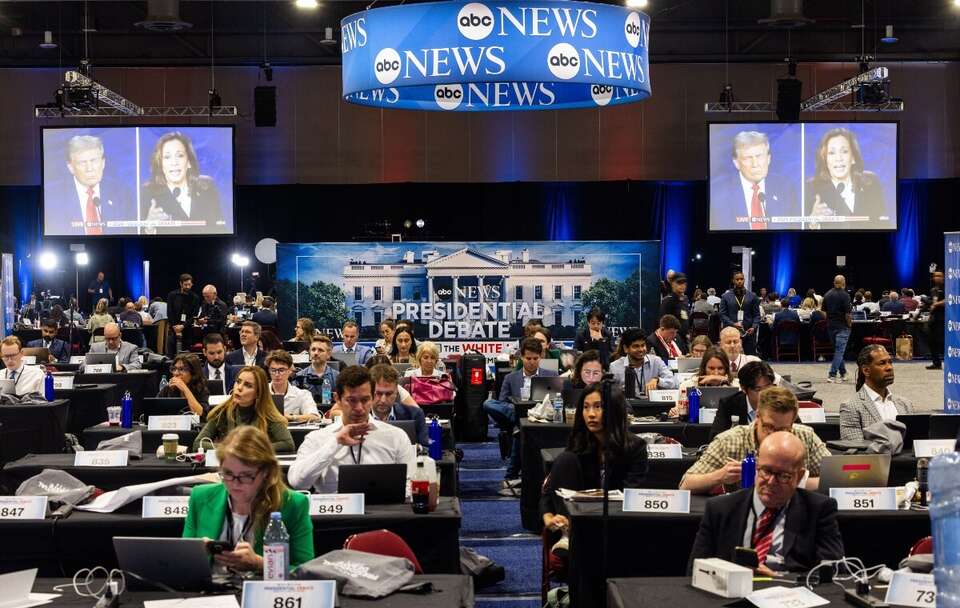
[242,581,336,608]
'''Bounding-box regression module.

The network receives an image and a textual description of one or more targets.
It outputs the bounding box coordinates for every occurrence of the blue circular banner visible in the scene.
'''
[341,0,651,111]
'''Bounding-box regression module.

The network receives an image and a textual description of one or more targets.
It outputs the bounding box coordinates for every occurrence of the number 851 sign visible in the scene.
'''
[242,580,336,608]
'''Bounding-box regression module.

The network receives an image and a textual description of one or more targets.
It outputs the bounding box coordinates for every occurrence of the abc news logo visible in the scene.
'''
[948,346,960,358]
[949,240,960,254]
[624,12,643,48]
[591,84,614,106]
[373,48,402,85]
[434,84,464,110]
[547,43,580,80]
[948,372,960,385]
[457,3,494,41]
[948,268,960,281]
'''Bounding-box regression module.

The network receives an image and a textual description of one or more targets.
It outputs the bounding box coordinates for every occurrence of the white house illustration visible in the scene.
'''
[342,247,592,327]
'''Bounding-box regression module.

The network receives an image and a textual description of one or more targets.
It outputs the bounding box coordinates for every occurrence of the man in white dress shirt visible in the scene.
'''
[288,365,411,493]
[332,321,373,366]
[265,350,318,423]
[1,336,46,397]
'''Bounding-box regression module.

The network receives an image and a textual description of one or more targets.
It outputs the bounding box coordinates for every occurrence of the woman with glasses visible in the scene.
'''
[192,366,295,453]
[265,350,319,424]
[540,380,648,572]
[669,347,735,418]
[158,353,210,417]
[688,335,712,359]
[183,426,313,572]
[567,350,604,389]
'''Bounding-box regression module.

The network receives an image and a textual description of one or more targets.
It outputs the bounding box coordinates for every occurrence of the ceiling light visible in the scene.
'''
[295,0,319,9]
[625,0,648,8]
[39,31,57,49]
[880,25,898,44]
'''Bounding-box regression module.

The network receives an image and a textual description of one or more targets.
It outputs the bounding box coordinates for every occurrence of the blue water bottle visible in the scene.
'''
[321,377,332,405]
[120,390,133,428]
[44,369,55,401]
[741,451,756,489]
[930,452,960,607]
[687,387,701,424]
[428,417,442,460]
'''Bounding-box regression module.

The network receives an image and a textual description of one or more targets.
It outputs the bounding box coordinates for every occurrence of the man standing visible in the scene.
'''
[288,366,411,494]
[333,321,372,365]
[85,323,142,372]
[369,364,428,447]
[719,271,762,356]
[609,327,676,396]
[252,296,278,327]
[822,275,852,383]
[87,271,113,311]
[839,345,916,441]
[688,432,843,575]
[658,272,690,338]
[201,333,238,394]
[166,274,201,356]
[197,285,228,336]
[928,271,945,370]
[295,335,339,404]
[0,337,46,397]
[27,318,70,363]
[226,321,266,368]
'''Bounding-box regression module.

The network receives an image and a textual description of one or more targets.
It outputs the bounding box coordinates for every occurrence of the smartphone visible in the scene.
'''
[734,546,759,569]
[207,540,235,555]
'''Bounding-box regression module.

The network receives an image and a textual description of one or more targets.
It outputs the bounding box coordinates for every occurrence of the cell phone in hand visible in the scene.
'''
[207,540,235,555]
[734,546,759,569]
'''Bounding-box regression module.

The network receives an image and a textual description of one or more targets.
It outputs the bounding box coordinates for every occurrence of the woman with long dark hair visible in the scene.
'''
[390,326,418,364]
[805,127,887,227]
[141,131,223,234]
[158,353,210,417]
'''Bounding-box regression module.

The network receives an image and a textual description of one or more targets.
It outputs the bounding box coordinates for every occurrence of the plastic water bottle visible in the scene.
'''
[120,390,133,428]
[552,393,564,423]
[158,375,169,394]
[428,417,442,460]
[411,460,430,514]
[44,369,55,401]
[321,377,332,405]
[741,451,756,489]
[263,512,290,580]
[930,452,960,607]
[687,387,701,424]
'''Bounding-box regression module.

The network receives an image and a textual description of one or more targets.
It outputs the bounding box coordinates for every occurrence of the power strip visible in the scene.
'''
[843,588,889,608]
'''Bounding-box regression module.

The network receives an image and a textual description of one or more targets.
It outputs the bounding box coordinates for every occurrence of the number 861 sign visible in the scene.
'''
[242,580,336,608]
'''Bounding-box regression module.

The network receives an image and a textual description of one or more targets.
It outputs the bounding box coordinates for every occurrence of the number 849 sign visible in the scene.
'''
[242,581,336,608]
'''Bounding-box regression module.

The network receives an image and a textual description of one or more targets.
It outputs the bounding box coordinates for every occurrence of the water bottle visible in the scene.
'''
[158,375,169,394]
[428,417,442,460]
[120,390,133,428]
[687,387,701,424]
[412,460,430,514]
[321,377,332,405]
[552,393,564,423]
[930,452,960,607]
[44,369,55,401]
[741,451,756,489]
[263,512,290,580]
[916,458,929,507]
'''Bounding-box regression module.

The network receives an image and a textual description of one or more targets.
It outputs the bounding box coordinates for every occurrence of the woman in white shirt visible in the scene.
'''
[404,341,456,400]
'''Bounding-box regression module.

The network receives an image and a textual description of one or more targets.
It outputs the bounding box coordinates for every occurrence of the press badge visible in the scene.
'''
[737,311,744,322]
[181,314,187,322]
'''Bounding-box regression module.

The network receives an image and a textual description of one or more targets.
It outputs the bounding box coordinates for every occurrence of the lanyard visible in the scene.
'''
[224,506,253,547]
[349,437,364,465]
[735,295,745,310]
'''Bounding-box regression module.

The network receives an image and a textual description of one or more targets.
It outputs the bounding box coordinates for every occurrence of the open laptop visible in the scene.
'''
[387,419,417,444]
[337,463,406,504]
[676,358,701,373]
[539,359,560,373]
[928,414,960,440]
[896,413,931,450]
[531,376,565,402]
[283,340,308,353]
[697,386,741,410]
[85,353,117,366]
[142,397,188,417]
[332,352,357,368]
[113,537,214,591]
[817,454,891,494]
[206,379,225,396]
[392,362,413,375]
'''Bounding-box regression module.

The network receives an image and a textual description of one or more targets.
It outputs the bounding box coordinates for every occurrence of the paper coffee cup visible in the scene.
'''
[162,433,179,460]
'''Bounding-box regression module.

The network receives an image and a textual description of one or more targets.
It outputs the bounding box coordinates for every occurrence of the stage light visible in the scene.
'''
[625,0,648,8]
[880,25,898,44]
[39,252,58,271]
[954,0,960,8]
[295,0,319,8]
[231,253,250,267]
[403,219,413,230]
[695,253,702,260]
[40,30,57,49]
[75,252,89,266]
[416,219,425,229]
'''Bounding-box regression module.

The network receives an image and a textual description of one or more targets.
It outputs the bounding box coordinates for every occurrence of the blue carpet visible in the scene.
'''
[475,599,540,608]
[459,441,509,470]
[462,538,542,596]
[461,500,528,537]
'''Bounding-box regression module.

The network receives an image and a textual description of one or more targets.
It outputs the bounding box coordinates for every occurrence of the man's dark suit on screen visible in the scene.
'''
[45,177,136,236]
[711,173,801,231]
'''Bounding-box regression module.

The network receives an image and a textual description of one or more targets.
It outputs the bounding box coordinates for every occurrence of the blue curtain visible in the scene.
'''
[122,238,146,299]
[4,189,42,304]
[653,182,694,278]
[771,233,797,296]
[546,185,574,241]
[892,180,924,288]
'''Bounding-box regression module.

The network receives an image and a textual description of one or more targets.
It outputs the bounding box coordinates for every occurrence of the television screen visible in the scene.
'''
[42,126,234,236]
[708,122,897,231]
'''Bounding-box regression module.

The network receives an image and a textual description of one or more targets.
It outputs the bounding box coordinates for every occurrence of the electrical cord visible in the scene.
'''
[804,557,886,593]
[51,567,126,600]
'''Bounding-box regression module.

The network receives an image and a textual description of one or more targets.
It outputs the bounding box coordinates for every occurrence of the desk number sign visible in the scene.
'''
[85,363,114,374]
[884,572,937,607]
[142,496,190,519]
[646,444,683,460]
[74,450,128,467]
[146,415,193,431]
[912,440,955,458]
[242,580,335,608]
[623,489,691,514]
[0,496,47,520]
[828,487,897,511]
[309,493,364,516]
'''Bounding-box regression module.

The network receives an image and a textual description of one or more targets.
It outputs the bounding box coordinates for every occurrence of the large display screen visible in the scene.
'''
[708,122,897,231]
[42,126,234,236]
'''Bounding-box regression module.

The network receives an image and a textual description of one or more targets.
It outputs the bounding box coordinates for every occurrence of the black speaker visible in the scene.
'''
[254,86,276,127]
[776,78,802,122]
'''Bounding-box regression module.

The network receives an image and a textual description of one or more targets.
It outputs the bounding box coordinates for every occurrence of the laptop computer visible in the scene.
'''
[85,353,117,366]
[113,537,214,591]
[392,362,413,375]
[283,340,308,353]
[928,414,960,440]
[337,463,406,504]
[539,359,560,373]
[387,419,417,444]
[531,376,566,402]
[22,347,50,364]
[677,358,701,373]
[332,352,357,368]
[851,310,868,321]
[896,413,930,450]
[142,397,188,417]
[206,379,225,396]
[817,454,891,494]
[697,387,741,410]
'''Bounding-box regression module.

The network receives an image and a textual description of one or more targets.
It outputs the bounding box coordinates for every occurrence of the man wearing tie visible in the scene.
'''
[711,131,800,231]
[1,337,46,397]
[27,319,71,363]
[45,135,135,236]
[332,321,372,365]
[201,333,238,395]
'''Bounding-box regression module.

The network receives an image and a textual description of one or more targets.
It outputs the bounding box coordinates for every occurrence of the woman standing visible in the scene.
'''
[86,298,113,344]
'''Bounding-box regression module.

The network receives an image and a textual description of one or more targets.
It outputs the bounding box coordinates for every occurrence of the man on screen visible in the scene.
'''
[46,135,135,236]
[712,131,799,231]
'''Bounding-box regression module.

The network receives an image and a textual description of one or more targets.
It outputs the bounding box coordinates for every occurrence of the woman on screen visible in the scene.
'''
[805,128,887,228]
[141,132,223,235]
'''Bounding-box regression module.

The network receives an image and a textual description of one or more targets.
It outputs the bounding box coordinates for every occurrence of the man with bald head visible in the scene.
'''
[197,284,228,335]
[85,323,142,372]
[718,326,760,374]
[822,274,852,382]
[689,430,844,575]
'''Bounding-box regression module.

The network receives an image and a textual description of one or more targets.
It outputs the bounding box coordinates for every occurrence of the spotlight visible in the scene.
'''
[695,253,702,260]
[955,0,960,8]
[75,252,89,266]
[261,62,273,82]
[39,252,58,271]
[415,219,425,229]
[403,219,413,230]
[39,30,57,49]
[231,253,250,267]
[208,88,222,108]
[295,0,319,8]
[718,84,735,104]
[625,0,648,8]
[880,25,898,44]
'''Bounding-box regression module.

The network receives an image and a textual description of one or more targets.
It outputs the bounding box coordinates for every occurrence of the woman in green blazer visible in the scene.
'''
[183,426,313,571]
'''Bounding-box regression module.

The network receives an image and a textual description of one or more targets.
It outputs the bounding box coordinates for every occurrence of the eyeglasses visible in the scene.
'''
[268,368,289,376]
[219,468,261,485]
[581,369,603,379]
[1,353,20,360]
[757,465,796,485]
[170,366,189,373]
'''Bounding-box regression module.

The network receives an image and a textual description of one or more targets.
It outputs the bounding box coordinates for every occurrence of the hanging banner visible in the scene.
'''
[276,241,660,350]
[946,233,960,412]
[341,0,652,111]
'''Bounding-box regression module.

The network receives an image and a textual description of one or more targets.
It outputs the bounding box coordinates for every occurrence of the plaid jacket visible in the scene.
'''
[839,387,915,441]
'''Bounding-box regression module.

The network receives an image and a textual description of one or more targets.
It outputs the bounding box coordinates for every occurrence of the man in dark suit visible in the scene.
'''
[45,135,136,236]
[483,338,559,493]
[773,299,801,329]
[719,271,763,355]
[166,273,202,356]
[226,321,267,368]
[370,363,429,447]
[27,318,70,363]
[646,314,687,362]
[880,291,906,315]
[710,130,800,231]
[201,333,239,395]
[710,361,776,439]
[252,296,278,327]
[197,284,229,336]
[688,431,844,575]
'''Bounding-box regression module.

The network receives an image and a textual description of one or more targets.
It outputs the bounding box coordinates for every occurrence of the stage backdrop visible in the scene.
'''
[276,240,660,357]
[946,232,960,412]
